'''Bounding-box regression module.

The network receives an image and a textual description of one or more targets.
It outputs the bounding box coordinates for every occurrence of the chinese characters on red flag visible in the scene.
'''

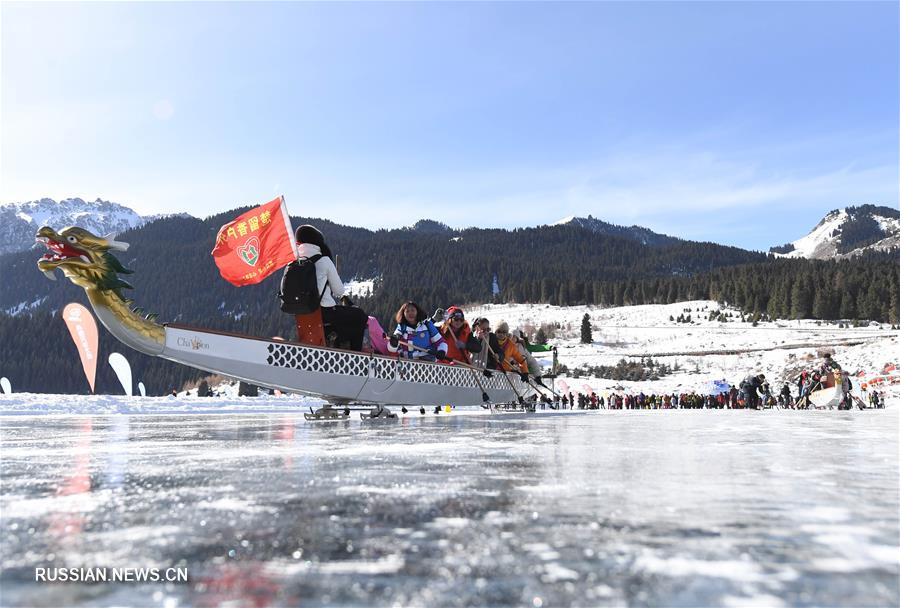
[211,196,298,286]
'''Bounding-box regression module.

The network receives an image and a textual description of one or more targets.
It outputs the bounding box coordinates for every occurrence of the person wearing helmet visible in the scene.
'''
[439,306,481,364]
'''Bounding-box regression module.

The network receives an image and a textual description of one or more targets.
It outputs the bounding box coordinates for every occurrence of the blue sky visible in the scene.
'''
[2,2,897,250]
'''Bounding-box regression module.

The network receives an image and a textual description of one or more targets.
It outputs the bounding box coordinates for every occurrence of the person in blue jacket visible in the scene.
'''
[387,301,449,361]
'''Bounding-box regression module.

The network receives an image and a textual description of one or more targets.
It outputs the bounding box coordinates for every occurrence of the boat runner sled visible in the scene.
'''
[35,226,531,408]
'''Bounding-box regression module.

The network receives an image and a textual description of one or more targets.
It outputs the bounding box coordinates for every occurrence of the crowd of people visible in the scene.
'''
[538,386,887,410]
[540,358,888,411]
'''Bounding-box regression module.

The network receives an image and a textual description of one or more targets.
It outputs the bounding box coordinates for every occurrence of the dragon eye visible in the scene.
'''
[66,236,77,244]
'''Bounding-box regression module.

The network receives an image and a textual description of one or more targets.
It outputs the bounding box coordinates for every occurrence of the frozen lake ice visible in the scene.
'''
[2,408,898,607]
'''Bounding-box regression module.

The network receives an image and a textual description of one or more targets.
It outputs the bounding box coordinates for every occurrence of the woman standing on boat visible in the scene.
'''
[295,225,367,351]
[387,301,449,361]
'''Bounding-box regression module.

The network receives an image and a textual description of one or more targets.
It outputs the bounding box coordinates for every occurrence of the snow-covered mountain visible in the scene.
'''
[0,197,149,255]
[770,205,900,259]
[552,215,679,247]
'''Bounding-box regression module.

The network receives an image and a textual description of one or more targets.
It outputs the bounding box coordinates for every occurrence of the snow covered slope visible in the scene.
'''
[771,205,900,259]
[0,198,148,255]
[467,300,899,402]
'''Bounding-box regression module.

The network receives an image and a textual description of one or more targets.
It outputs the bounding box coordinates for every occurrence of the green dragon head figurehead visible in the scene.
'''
[36,226,135,298]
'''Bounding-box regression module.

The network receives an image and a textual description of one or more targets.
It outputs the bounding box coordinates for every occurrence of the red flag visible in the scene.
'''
[212,196,298,286]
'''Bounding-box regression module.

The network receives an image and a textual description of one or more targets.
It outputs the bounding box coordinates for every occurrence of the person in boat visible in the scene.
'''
[471,317,503,369]
[439,306,481,364]
[822,353,841,372]
[494,321,529,380]
[512,330,543,379]
[295,225,368,351]
[387,301,449,361]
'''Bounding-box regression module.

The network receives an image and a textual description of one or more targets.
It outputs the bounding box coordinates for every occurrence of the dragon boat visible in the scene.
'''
[806,371,845,409]
[36,226,530,409]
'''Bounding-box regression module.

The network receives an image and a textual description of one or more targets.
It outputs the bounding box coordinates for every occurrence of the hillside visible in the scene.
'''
[770,205,900,259]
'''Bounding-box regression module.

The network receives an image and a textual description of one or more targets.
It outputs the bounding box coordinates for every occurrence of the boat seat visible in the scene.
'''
[294,310,326,347]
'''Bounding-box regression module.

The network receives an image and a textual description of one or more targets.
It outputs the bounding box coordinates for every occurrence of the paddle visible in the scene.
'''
[528,374,560,398]
[483,342,526,406]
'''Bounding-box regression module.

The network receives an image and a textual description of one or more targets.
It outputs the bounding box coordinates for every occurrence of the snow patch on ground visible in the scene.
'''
[6,296,48,316]
[344,278,375,298]
[466,300,899,401]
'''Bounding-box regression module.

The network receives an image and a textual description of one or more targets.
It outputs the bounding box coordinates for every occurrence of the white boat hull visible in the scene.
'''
[809,384,842,409]
[162,324,528,406]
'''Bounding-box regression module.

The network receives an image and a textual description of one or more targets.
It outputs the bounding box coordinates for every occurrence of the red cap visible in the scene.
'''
[446,306,464,320]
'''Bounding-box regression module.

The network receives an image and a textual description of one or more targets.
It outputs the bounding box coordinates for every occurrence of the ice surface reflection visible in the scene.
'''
[1,409,898,607]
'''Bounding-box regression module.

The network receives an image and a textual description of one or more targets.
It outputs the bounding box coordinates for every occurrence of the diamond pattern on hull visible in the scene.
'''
[266,342,529,395]
[264,342,527,393]
[397,359,476,388]
[266,343,369,377]
[372,357,395,381]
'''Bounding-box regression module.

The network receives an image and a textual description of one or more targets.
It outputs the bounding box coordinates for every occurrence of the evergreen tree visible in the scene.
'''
[791,277,813,319]
[839,291,856,319]
[890,281,900,325]
[580,313,593,344]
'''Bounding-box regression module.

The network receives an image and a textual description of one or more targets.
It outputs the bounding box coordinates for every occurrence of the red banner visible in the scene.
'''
[212,196,298,286]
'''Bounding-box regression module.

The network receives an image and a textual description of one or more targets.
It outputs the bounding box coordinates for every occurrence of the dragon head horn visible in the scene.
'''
[102,232,130,252]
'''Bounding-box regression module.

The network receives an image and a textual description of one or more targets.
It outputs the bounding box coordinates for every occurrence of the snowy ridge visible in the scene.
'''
[772,205,900,259]
[778,209,848,259]
[0,197,152,255]
[552,215,576,226]
[551,215,678,247]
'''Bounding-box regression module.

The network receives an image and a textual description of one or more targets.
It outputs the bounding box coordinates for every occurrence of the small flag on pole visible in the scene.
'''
[211,196,298,286]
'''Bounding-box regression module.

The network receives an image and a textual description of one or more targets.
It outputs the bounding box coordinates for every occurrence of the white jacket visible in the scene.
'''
[297,243,344,308]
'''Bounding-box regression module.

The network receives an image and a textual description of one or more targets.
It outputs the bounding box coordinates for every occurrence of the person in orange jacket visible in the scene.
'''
[439,306,482,364]
[494,321,529,378]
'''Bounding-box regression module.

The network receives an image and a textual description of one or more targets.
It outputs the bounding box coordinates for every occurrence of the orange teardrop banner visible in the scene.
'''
[63,303,99,393]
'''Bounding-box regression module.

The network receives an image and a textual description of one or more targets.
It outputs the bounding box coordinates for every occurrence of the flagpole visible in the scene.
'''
[278,195,299,259]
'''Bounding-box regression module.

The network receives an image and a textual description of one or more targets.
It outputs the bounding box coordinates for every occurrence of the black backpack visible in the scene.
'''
[279,254,326,314]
